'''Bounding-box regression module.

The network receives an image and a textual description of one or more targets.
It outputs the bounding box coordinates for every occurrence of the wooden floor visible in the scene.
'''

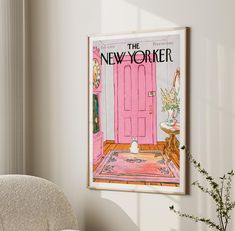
[93,140,180,187]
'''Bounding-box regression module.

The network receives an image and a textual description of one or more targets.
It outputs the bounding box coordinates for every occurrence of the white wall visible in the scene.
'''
[28,0,235,231]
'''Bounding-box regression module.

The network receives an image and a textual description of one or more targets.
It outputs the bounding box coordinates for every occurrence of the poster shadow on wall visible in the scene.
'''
[84,192,140,231]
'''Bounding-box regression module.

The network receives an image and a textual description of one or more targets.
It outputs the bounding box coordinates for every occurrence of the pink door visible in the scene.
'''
[114,55,156,144]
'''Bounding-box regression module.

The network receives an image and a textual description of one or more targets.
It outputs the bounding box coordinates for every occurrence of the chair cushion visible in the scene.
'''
[0,175,78,231]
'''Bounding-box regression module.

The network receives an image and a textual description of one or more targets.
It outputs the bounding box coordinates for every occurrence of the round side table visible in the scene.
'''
[160,122,180,159]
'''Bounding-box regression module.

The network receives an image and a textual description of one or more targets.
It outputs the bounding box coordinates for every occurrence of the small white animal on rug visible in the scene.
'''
[130,137,139,154]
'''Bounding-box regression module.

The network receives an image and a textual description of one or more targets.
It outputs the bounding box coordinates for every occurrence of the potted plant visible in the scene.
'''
[170,146,235,231]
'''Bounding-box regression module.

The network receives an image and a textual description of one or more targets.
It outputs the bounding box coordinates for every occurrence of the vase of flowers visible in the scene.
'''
[161,88,180,126]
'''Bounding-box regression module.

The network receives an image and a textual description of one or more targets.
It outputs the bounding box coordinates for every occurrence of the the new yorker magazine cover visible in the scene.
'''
[88,28,187,194]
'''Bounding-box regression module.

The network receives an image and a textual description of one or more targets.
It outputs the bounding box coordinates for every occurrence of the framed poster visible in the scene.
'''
[88,28,187,194]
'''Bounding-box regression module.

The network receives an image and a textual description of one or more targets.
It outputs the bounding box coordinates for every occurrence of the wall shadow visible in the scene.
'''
[84,191,140,231]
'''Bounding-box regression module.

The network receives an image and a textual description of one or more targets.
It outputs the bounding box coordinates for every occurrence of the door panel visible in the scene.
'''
[124,66,132,111]
[124,117,132,137]
[114,55,156,144]
[138,65,146,111]
[138,117,146,137]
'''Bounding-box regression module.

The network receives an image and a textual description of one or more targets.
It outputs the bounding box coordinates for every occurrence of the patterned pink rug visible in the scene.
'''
[93,150,179,184]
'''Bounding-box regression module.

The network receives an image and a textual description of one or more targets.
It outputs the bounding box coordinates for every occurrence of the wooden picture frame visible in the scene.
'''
[88,28,187,194]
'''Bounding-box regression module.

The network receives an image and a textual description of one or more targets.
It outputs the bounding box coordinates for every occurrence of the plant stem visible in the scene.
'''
[220,181,225,231]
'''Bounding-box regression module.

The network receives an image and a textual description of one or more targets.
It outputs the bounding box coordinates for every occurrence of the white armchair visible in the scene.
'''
[0,175,79,231]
